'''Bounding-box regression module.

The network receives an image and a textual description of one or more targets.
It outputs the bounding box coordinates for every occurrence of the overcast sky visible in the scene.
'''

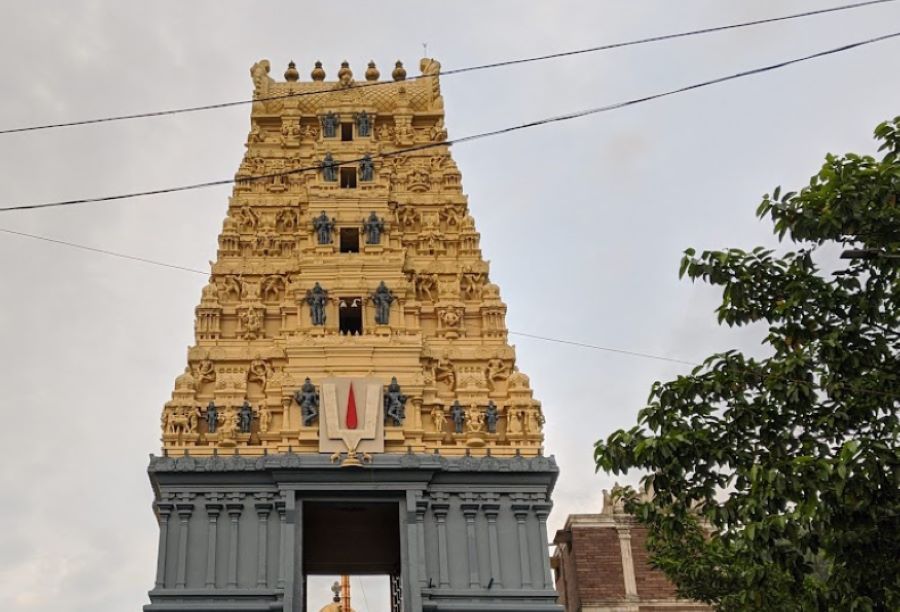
[0,1,898,611]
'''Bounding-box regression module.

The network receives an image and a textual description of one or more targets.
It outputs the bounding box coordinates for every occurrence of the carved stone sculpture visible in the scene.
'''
[383,377,408,426]
[205,401,218,434]
[247,355,273,391]
[359,154,375,182]
[193,355,216,385]
[219,407,239,442]
[431,405,446,434]
[239,401,254,433]
[371,281,394,325]
[321,112,338,138]
[487,358,510,390]
[240,308,263,340]
[295,377,320,426]
[305,282,328,326]
[258,405,271,434]
[313,211,334,244]
[466,406,485,433]
[450,400,465,434]
[356,111,371,137]
[485,401,499,433]
[321,153,338,182]
[362,211,384,244]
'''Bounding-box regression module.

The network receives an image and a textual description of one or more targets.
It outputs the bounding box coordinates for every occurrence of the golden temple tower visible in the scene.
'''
[147,58,560,612]
[160,56,545,460]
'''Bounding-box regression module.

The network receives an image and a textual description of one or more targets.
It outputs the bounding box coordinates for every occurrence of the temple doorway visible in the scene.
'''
[303,501,402,612]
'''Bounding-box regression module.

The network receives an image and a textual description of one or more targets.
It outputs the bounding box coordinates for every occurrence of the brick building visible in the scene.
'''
[552,493,709,612]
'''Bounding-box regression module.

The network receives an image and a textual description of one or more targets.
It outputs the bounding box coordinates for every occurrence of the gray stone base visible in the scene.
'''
[145,453,563,612]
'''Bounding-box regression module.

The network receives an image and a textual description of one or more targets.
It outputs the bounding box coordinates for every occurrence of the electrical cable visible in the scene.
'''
[0,226,208,274]
[0,0,894,135]
[2,30,898,213]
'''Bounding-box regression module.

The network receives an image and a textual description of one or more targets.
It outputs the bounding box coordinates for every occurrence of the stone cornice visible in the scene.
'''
[148,452,557,474]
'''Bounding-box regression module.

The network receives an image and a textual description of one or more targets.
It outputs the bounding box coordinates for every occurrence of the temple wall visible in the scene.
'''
[145,454,562,612]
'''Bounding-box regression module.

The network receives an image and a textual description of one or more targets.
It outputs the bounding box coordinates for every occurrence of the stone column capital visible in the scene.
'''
[481,502,500,518]
[511,503,530,520]
[460,502,479,518]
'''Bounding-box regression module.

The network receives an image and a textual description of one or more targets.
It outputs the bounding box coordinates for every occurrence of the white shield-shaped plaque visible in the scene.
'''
[318,377,384,455]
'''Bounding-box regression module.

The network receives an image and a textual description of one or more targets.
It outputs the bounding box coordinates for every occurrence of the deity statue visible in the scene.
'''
[295,377,320,426]
[485,401,499,433]
[321,153,338,182]
[486,358,510,390]
[356,111,371,137]
[219,407,239,441]
[507,407,523,434]
[321,112,338,138]
[450,400,465,434]
[466,406,485,433]
[370,281,394,325]
[258,405,271,434]
[383,376,408,426]
[362,211,384,244]
[305,282,328,326]
[193,354,216,385]
[313,211,334,244]
[359,154,375,182]
[248,355,274,391]
[431,405,446,434]
[434,357,455,391]
[205,401,218,434]
[240,308,263,339]
[239,401,254,433]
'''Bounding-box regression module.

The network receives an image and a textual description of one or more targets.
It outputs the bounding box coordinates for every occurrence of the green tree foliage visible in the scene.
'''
[594,118,899,611]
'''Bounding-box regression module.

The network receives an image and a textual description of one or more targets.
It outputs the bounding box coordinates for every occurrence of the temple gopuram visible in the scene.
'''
[146,57,561,612]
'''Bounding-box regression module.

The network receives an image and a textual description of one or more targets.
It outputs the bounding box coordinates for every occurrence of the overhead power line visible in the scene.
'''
[0,227,208,274]
[2,30,898,214]
[0,0,894,135]
[508,332,697,366]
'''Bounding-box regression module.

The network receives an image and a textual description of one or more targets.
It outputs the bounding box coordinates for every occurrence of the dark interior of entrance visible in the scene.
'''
[338,297,363,335]
[303,501,401,575]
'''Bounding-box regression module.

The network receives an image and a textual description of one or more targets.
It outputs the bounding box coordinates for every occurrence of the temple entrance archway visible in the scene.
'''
[302,501,402,612]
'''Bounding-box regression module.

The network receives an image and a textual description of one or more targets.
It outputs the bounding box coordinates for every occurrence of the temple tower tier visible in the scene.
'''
[147,58,561,612]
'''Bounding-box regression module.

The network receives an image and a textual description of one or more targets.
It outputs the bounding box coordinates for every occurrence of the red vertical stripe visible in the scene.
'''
[346,383,358,429]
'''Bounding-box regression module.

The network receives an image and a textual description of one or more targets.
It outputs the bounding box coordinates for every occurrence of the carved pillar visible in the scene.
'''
[154,500,174,589]
[461,501,480,588]
[616,524,638,598]
[512,503,532,589]
[256,496,273,587]
[482,501,502,588]
[175,497,195,589]
[415,496,429,587]
[533,503,553,589]
[432,499,450,588]
[276,499,287,589]
[226,495,245,588]
[205,496,223,589]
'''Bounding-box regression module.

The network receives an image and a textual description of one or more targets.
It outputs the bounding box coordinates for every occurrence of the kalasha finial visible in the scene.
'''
[392,60,406,81]
[311,60,326,81]
[337,60,352,82]
[365,60,380,82]
[284,60,299,82]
